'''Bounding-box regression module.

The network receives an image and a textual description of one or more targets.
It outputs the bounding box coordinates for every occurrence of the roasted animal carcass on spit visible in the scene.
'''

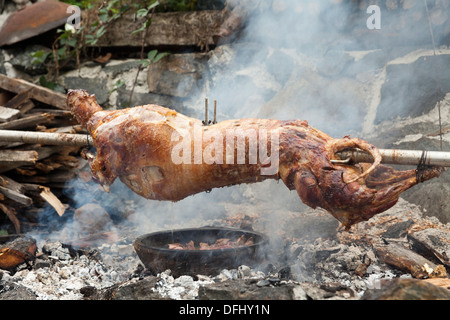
[67,89,443,229]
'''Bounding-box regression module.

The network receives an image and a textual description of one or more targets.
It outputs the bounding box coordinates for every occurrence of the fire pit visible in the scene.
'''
[134,227,269,277]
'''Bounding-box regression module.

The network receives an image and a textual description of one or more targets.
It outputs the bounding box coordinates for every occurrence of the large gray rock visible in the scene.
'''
[8,45,51,76]
[73,203,114,236]
[0,280,37,300]
[376,54,450,124]
[198,279,306,300]
[147,52,209,98]
[63,76,109,106]
[259,71,367,137]
[83,276,166,300]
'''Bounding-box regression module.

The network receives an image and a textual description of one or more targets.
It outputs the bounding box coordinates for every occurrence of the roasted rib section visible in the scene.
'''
[67,89,443,229]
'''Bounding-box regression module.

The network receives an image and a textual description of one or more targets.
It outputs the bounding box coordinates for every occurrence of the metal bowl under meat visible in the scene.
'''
[134,227,269,277]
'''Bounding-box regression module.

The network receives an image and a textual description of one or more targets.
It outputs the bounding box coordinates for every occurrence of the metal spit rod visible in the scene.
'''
[0,130,449,167]
[335,149,450,167]
[0,130,93,147]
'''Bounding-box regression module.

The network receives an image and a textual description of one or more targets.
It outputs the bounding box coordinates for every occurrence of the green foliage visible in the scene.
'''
[109,79,125,94]
[39,75,58,90]
[31,0,135,81]
[30,50,51,65]
[36,0,172,95]
[139,49,169,68]
[157,0,197,12]
[131,1,159,36]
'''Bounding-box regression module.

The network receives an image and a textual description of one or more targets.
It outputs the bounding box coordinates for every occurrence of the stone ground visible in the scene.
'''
[1,193,449,300]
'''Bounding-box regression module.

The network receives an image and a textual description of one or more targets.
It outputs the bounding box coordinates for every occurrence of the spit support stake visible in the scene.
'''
[202,98,210,125]
[202,98,217,126]
[331,148,450,167]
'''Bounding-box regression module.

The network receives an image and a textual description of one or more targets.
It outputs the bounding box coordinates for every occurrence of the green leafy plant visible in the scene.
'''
[109,79,125,94]
[132,1,160,35]
[139,49,169,68]
[32,0,132,82]
[39,76,58,91]
[31,1,173,101]
[30,50,51,65]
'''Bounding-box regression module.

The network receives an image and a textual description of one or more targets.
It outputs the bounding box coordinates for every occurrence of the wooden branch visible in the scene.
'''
[21,183,66,217]
[0,185,33,206]
[39,186,65,216]
[0,74,67,110]
[4,88,33,109]
[408,232,450,269]
[0,106,21,122]
[0,203,20,234]
[375,243,446,279]
[0,150,38,164]
[17,100,36,115]
[0,150,38,173]
[0,113,55,130]
[0,175,26,194]
[28,108,72,117]
[13,170,76,184]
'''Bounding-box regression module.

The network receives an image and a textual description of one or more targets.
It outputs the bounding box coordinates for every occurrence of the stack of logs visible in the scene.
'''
[0,74,86,236]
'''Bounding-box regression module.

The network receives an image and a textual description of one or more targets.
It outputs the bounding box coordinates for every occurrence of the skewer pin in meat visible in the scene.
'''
[67,89,443,229]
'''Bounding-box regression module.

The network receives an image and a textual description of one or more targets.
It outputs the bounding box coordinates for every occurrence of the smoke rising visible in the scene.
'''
[36,1,448,279]
[120,0,446,236]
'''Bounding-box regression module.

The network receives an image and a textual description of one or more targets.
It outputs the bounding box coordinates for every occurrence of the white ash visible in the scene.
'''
[153,271,212,300]
[3,241,136,300]
[152,266,267,300]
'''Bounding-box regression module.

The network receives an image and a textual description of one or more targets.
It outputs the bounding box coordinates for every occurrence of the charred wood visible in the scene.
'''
[0,236,36,270]
[374,242,447,279]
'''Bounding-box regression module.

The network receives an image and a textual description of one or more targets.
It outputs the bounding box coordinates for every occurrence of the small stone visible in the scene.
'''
[147,52,208,98]
[256,279,270,287]
[196,274,212,282]
[268,277,281,285]
[58,267,71,279]
[73,203,114,236]
[174,275,194,287]
[78,267,90,280]
[9,45,50,76]
[292,285,308,300]
[79,285,96,298]
[219,269,233,280]
[354,263,369,277]
[278,266,291,279]
[237,265,251,278]
[34,261,51,269]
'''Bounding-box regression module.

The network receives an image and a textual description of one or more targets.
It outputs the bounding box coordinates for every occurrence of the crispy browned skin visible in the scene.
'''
[68,89,443,229]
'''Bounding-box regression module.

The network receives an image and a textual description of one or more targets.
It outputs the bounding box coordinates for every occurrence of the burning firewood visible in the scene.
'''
[0,236,37,270]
